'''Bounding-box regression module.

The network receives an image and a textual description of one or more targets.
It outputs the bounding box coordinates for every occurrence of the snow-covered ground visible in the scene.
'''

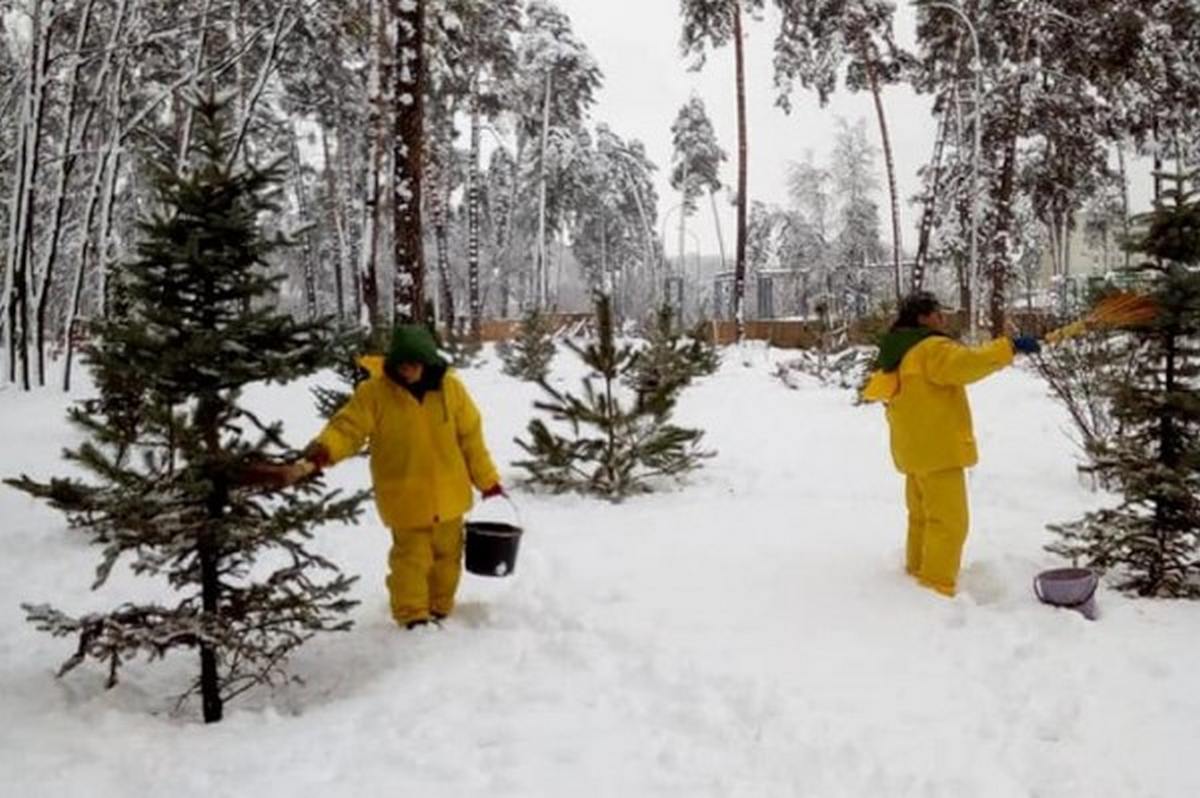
[2,347,1198,797]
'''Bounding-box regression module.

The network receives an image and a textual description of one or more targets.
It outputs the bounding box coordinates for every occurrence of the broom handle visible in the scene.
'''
[1043,318,1090,345]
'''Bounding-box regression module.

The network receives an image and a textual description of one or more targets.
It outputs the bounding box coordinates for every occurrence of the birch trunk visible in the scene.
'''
[392,0,426,324]
[467,88,482,341]
[36,0,99,386]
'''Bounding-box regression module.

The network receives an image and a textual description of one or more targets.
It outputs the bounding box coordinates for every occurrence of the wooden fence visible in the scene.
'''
[478,309,1063,349]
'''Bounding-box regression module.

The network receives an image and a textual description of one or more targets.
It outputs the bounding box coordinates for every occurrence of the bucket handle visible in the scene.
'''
[477,494,523,529]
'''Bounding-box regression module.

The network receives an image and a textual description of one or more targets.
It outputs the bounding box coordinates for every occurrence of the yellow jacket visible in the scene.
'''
[862,336,1014,475]
[316,357,500,529]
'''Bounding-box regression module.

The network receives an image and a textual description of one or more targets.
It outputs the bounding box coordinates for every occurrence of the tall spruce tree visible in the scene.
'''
[5,96,366,723]
[514,293,711,499]
[1047,172,1200,597]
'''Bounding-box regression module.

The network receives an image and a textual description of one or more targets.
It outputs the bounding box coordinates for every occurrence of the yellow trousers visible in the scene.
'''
[904,469,969,596]
[387,518,464,625]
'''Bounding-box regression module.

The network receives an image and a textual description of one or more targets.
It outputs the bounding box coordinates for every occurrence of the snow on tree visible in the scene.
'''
[4,96,366,723]
[514,292,711,499]
[445,0,521,340]
[670,96,729,280]
[516,0,603,310]
[913,0,1200,335]
[570,124,661,317]
[831,118,885,300]
[773,0,912,301]
[1047,171,1200,597]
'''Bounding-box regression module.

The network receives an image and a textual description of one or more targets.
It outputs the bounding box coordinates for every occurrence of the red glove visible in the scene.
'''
[482,484,506,500]
[301,441,331,472]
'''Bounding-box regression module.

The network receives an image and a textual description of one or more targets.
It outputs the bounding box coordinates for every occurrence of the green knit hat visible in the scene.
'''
[385,324,444,369]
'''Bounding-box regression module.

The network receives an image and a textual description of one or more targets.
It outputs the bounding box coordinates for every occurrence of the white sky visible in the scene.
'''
[554,0,1154,260]
[554,0,936,259]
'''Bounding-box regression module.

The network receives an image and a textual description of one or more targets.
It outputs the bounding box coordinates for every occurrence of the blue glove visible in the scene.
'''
[1011,334,1041,355]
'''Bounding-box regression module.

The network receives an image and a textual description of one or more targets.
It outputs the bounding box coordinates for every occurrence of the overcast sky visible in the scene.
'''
[553,0,1153,261]
[553,1,936,259]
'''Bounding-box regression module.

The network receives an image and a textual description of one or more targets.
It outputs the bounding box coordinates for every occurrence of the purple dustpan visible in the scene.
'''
[1034,567,1100,620]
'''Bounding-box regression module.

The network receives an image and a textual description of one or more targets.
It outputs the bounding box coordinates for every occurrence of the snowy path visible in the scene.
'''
[2,350,1198,797]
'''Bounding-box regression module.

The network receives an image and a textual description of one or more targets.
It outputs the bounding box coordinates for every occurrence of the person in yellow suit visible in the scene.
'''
[862,293,1040,597]
[302,325,503,628]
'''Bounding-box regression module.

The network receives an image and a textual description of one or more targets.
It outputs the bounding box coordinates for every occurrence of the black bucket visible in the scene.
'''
[464,521,523,577]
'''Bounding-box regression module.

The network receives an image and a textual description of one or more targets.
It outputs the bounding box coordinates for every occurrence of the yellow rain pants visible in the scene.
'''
[387,518,465,625]
[905,469,969,597]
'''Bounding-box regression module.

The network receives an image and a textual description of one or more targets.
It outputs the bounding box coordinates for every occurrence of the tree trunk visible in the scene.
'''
[198,528,223,724]
[432,155,454,331]
[467,87,482,341]
[861,44,902,302]
[621,164,656,313]
[392,0,426,324]
[177,0,216,170]
[11,0,54,389]
[913,111,947,292]
[1152,119,1163,204]
[710,189,727,273]
[320,126,348,320]
[361,0,388,334]
[196,389,227,724]
[1116,142,1131,270]
[498,142,521,318]
[62,0,132,391]
[34,0,97,387]
[290,130,319,319]
[65,59,125,392]
[678,158,689,291]
[988,28,1033,337]
[535,72,553,311]
[732,0,748,342]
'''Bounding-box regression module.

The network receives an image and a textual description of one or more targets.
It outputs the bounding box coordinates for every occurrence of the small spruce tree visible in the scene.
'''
[498,308,557,382]
[514,294,711,499]
[5,96,367,722]
[628,304,720,400]
[1047,172,1200,597]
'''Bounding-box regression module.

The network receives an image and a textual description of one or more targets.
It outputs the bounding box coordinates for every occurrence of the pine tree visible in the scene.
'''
[680,0,764,337]
[498,308,558,382]
[1047,173,1200,597]
[515,294,711,499]
[4,96,367,723]
[516,0,603,309]
[670,96,728,276]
